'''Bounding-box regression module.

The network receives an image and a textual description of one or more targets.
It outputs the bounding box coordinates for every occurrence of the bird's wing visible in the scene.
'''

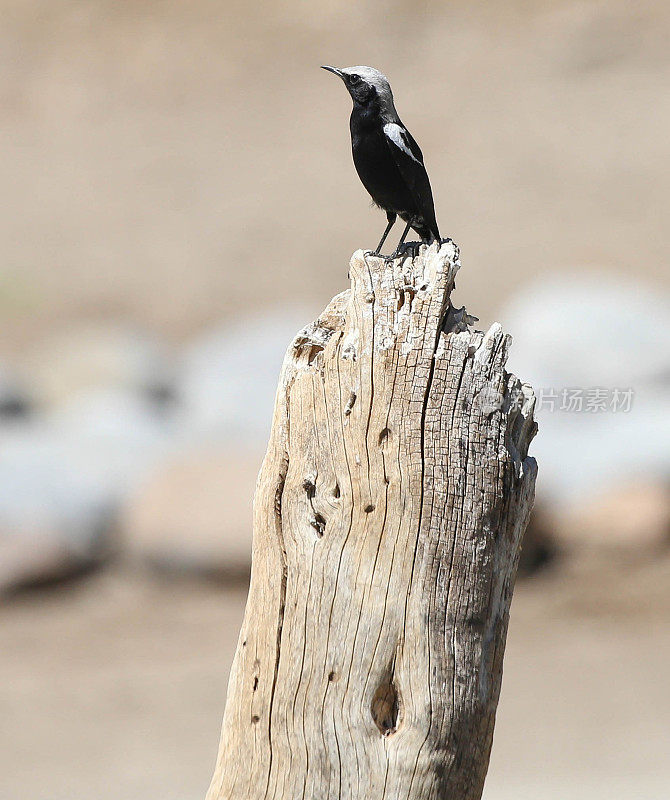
[383,121,438,233]
[383,121,424,165]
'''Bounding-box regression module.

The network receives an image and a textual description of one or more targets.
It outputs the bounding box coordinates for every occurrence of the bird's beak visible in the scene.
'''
[321,65,344,79]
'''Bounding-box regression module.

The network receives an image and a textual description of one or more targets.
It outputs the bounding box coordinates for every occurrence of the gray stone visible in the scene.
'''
[501,273,670,506]
[175,306,316,444]
[0,365,31,420]
[24,325,175,411]
[0,387,175,595]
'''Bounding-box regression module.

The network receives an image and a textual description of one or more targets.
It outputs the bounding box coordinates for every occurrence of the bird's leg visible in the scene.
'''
[373,212,396,256]
[389,221,412,260]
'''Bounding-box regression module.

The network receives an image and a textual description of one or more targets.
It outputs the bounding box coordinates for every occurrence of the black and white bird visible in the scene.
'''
[322,64,441,257]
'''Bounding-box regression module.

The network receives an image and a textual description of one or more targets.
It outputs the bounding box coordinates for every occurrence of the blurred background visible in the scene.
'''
[1,0,669,798]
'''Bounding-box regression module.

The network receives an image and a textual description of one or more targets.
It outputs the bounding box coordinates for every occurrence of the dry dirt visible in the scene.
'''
[1,0,669,357]
[1,555,669,800]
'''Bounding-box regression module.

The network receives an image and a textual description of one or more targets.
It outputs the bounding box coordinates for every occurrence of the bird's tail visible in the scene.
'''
[414,222,440,244]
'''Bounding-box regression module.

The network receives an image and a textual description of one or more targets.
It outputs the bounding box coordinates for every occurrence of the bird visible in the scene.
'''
[321,65,440,258]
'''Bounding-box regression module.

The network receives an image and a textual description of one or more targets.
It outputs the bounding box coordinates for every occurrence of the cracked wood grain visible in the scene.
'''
[206,242,538,800]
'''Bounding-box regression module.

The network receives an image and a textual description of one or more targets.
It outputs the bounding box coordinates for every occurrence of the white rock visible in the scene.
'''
[175,306,316,444]
[46,388,175,494]
[24,324,174,410]
[0,387,175,592]
[500,272,670,506]
[502,272,670,388]
[0,423,114,552]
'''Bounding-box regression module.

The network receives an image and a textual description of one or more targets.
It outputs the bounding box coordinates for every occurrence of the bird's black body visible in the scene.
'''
[322,64,440,255]
[350,106,439,244]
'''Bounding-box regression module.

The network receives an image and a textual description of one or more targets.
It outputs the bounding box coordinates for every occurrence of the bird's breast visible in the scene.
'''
[350,126,413,213]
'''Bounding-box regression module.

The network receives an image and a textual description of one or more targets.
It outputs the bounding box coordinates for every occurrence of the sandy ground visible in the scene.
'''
[1,0,669,357]
[1,556,669,800]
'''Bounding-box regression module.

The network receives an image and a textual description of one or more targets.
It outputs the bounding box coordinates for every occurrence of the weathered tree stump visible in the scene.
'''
[206,242,537,800]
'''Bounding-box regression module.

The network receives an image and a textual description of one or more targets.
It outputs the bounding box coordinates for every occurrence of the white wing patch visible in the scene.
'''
[383,123,421,164]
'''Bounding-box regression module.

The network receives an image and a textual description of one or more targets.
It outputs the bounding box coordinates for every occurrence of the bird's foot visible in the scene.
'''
[366,242,424,262]
[390,241,423,261]
[364,248,396,262]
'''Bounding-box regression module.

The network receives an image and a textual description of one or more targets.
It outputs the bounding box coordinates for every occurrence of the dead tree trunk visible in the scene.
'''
[206,242,537,800]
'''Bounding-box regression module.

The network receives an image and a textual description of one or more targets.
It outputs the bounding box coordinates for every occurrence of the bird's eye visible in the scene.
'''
[349,74,361,85]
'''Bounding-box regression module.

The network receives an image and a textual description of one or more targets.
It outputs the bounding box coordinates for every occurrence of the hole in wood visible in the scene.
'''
[310,513,326,537]
[378,427,390,445]
[396,285,416,311]
[251,714,260,725]
[274,455,288,524]
[371,676,400,736]
[306,344,324,366]
[344,391,357,416]
[302,478,316,499]
[333,483,340,499]
[252,677,259,691]
[328,671,338,683]
[364,504,375,513]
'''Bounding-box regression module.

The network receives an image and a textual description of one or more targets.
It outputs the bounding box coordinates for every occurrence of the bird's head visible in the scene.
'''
[321,65,396,118]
